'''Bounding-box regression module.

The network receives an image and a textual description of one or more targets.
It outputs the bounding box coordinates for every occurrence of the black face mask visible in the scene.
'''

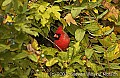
[54,34,61,40]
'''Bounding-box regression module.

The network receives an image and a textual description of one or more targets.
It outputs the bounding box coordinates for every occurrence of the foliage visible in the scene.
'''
[0,0,120,78]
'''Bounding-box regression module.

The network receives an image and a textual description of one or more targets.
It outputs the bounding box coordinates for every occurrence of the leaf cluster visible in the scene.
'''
[0,0,120,78]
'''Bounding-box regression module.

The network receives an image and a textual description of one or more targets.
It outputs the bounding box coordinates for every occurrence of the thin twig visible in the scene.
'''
[44,37,63,51]
[39,27,63,51]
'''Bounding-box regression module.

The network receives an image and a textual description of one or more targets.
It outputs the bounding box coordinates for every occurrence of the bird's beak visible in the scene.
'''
[54,34,58,38]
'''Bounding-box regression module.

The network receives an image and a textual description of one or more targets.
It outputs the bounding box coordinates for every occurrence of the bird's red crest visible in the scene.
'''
[55,26,63,34]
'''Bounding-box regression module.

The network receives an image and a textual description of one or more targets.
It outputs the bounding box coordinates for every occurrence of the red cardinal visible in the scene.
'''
[54,26,70,51]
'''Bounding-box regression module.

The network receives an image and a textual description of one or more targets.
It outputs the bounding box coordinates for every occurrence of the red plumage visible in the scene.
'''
[54,26,70,51]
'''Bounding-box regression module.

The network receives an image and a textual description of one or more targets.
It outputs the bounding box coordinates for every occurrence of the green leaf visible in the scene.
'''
[51,6,62,12]
[0,44,10,52]
[66,67,75,74]
[82,0,102,9]
[25,67,31,76]
[97,10,108,19]
[110,32,117,42]
[63,6,72,9]
[12,0,19,11]
[15,24,38,36]
[81,35,89,47]
[68,47,74,60]
[70,56,84,65]
[60,18,67,27]
[41,26,49,37]
[16,32,28,43]
[75,29,85,42]
[55,0,70,3]
[71,6,86,18]
[88,31,102,36]
[86,61,98,73]
[84,22,100,32]
[85,48,94,59]
[116,21,120,25]
[22,0,28,13]
[73,41,81,55]
[46,58,58,66]
[13,50,28,60]
[109,63,120,69]
[4,67,18,75]
[93,45,105,53]
[44,47,57,57]
[34,72,50,78]
[58,62,63,69]
[29,3,39,9]
[107,44,116,52]
[2,0,12,6]
[65,68,75,78]
[106,0,112,2]
[28,54,38,62]
[5,2,12,13]
[66,24,79,35]
[58,52,68,60]
[99,36,113,48]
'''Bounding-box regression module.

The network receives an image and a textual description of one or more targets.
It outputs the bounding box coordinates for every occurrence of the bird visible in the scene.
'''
[54,26,70,51]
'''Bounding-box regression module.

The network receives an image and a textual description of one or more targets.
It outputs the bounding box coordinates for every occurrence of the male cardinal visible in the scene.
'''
[54,26,70,51]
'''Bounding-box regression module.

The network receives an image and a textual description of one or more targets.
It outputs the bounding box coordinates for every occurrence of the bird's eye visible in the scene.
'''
[54,33,61,40]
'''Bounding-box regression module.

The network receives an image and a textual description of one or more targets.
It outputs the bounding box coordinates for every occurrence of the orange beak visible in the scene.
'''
[54,34,58,38]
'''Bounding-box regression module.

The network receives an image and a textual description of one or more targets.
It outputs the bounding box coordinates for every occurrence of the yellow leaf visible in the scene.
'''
[102,26,111,32]
[42,11,50,19]
[79,0,83,3]
[53,11,61,20]
[31,39,39,50]
[46,58,58,66]
[114,44,119,54]
[41,18,48,26]
[3,15,13,24]
[46,6,61,20]
[102,1,119,20]
[88,0,96,2]
[92,0,96,2]
[108,18,116,23]
[90,25,114,37]
[94,8,98,14]
[64,13,77,26]
[38,5,46,13]
[104,43,120,61]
